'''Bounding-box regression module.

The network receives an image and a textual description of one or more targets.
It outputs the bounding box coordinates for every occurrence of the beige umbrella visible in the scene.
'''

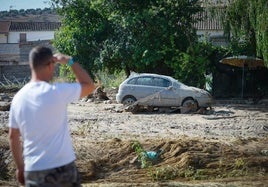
[220,56,265,98]
[220,55,264,69]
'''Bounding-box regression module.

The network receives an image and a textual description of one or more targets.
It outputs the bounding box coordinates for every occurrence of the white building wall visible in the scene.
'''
[8,31,55,43]
[197,30,224,38]
[197,30,229,47]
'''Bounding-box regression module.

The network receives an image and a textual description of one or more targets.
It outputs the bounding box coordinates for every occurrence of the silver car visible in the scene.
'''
[116,73,213,112]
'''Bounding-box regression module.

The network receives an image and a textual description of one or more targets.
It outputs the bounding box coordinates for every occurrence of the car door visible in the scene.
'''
[128,76,164,105]
[170,81,185,106]
[152,77,179,107]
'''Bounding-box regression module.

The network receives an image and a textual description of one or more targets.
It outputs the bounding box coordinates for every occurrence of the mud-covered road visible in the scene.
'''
[67,101,268,187]
[1,99,268,187]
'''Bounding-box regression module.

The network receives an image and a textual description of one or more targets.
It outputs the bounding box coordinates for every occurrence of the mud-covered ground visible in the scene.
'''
[0,93,268,187]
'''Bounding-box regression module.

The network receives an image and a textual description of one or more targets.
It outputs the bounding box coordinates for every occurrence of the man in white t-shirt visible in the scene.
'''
[8,46,95,186]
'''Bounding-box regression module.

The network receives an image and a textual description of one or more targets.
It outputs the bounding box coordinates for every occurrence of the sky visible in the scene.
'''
[0,0,51,11]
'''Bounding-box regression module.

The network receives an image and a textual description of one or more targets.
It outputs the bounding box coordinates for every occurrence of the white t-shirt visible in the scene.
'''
[9,81,81,171]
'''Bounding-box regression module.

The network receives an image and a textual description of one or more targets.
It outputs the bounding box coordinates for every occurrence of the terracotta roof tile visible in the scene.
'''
[0,21,11,33]
[9,22,61,31]
[194,9,224,30]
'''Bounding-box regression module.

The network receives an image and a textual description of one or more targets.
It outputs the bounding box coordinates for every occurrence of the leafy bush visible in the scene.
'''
[95,70,126,88]
[131,141,153,169]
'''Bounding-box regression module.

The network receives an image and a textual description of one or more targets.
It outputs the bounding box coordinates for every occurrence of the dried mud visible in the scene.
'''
[0,96,268,186]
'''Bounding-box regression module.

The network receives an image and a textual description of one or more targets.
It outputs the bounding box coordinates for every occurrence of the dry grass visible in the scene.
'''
[1,129,268,186]
[70,136,268,184]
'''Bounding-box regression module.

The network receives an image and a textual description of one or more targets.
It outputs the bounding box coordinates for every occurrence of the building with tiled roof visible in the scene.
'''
[195,11,224,31]
[9,22,61,32]
[0,21,60,83]
[0,20,60,66]
[0,21,61,43]
[0,21,60,61]
[194,8,228,47]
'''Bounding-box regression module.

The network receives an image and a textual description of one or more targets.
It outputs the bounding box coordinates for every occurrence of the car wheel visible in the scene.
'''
[122,96,137,106]
[181,98,198,113]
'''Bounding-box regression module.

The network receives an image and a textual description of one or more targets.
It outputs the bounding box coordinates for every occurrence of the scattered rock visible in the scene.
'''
[0,93,12,102]
[0,102,10,111]
[263,125,268,131]
[260,150,268,156]
[93,86,109,101]
[104,100,112,104]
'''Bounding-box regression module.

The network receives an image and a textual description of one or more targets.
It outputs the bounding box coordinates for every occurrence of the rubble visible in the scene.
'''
[0,93,12,111]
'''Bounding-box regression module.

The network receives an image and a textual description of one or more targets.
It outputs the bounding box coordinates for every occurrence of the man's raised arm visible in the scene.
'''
[53,54,95,98]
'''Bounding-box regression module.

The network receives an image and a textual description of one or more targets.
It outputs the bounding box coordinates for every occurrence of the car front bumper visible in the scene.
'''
[196,96,214,108]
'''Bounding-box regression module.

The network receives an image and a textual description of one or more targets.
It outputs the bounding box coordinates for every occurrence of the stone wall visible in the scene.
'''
[0,64,30,84]
[0,43,20,64]
[0,63,60,85]
[0,40,58,84]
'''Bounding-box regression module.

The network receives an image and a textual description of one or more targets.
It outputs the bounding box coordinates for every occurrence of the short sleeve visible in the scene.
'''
[8,102,19,128]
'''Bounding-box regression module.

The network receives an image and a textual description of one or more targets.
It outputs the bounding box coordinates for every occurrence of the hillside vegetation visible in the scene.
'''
[0,8,60,22]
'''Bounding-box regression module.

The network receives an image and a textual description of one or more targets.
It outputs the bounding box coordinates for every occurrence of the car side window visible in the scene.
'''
[154,78,171,87]
[136,77,154,86]
[163,79,171,87]
[127,78,137,85]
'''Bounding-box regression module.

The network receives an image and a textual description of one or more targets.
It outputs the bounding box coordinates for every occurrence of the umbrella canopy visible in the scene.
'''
[220,55,264,69]
[220,56,265,98]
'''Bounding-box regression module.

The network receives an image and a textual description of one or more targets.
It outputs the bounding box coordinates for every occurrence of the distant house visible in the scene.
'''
[194,8,228,47]
[1,21,61,43]
[0,21,60,83]
[0,21,61,43]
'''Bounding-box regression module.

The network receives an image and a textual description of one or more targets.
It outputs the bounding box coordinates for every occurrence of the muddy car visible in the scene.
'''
[116,73,213,113]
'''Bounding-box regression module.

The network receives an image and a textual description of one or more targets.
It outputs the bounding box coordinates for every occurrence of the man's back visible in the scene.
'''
[9,81,81,171]
[8,46,94,186]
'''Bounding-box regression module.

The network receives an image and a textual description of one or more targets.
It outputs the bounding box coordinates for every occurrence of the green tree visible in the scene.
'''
[223,0,268,67]
[52,0,215,87]
[93,0,202,76]
[52,0,202,72]
[52,0,112,76]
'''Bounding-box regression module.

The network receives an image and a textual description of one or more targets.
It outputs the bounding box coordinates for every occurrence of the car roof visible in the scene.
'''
[124,73,187,87]
[128,73,175,81]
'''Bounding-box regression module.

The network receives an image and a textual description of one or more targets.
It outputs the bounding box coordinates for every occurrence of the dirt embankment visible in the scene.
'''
[0,91,268,186]
[70,100,268,186]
